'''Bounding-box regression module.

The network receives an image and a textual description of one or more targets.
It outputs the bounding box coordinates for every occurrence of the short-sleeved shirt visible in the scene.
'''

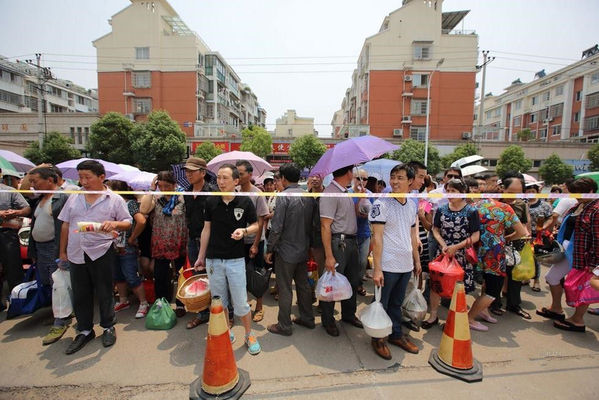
[205,195,257,259]
[433,203,480,247]
[553,197,578,224]
[58,189,132,264]
[320,180,357,235]
[0,183,29,228]
[184,181,215,239]
[369,197,417,273]
[474,199,519,276]
[242,185,269,244]
[572,199,599,270]
[348,187,373,238]
[528,200,553,234]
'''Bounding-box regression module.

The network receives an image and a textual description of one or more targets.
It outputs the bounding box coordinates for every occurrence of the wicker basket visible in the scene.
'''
[176,273,211,313]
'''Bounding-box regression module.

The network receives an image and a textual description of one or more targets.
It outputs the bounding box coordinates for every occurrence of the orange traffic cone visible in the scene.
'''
[190,296,250,399]
[428,281,483,383]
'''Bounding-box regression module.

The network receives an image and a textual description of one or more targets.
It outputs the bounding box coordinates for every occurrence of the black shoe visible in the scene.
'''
[65,331,96,355]
[323,323,339,337]
[342,316,363,329]
[402,319,420,332]
[102,327,116,347]
[421,318,439,330]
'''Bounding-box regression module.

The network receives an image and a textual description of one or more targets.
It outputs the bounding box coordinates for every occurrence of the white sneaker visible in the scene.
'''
[135,303,149,319]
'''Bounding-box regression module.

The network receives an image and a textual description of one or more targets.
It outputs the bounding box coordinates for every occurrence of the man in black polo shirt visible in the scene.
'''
[195,164,262,355]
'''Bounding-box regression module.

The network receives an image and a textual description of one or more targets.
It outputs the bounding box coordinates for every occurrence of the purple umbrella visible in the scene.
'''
[0,150,35,173]
[55,158,125,180]
[207,151,273,176]
[310,136,399,178]
[109,170,157,191]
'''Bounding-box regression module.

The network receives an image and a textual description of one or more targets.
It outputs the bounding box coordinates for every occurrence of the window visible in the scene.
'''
[549,103,563,118]
[543,91,550,101]
[576,91,582,101]
[540,108,549,120]
[77,127,82,144]
[514,99,522,110]
[574,112,580,123]
[288,129,293,136]
[412,74,429,87]
[413,44,431,60]
[585,115,599,131]
[552,125,561,136]
[539,128,547,139]
[410,126,426,141]
[411,100,427,115]
[132,71,151,88]
[0,89,21,105]
[513,115,521,126]
[592,72,599,84]
[586,92,599,108]
[555,85,564,96]
[70,127,75,141]
[532,96,537,105]
[135,47,149,60]
[533,160,542,168]
[494,108,501,117]
[530,113,536,123]
[133,98,151,114]
[489,159,497,167]
[485,110,492,120]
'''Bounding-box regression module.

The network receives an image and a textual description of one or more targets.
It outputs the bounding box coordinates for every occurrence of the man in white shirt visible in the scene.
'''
[369,164,422,359]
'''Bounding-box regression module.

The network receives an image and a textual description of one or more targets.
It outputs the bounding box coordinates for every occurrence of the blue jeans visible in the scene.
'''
[380,271,412,339]
[357,236,370,279]
[35,240,58,286]
[206,258,251,317]
[113,246,142,288]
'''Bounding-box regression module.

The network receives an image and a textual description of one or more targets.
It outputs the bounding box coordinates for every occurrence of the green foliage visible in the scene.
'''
[240,125,272,158]
[588,143,599,171]
[390,139,442,175]
[130,110,187,172]
[516,128,533,142]
[88,112,135,164]
[194,142,223,162]
[288,135,327,169]
[24,131,81,165]
[539,154,574,185]
[496,145,532,178]
[441,142,479,169]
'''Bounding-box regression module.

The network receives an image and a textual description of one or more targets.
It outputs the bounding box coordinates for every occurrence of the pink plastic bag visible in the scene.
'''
[564,268,599,307]
[429,254,465,299]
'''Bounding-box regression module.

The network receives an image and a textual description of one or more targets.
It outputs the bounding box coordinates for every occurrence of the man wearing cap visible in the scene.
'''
[0,168,31,308]
[182,157,216,329]
[319,165,363,337]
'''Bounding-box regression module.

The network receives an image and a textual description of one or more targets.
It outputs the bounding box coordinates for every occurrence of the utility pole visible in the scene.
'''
[476,51,495,141]
[24,54,53,147]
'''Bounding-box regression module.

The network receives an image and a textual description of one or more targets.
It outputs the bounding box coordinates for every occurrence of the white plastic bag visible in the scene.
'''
[359,286,392,338]
[402,278,427,323]
[315,269,352,302]
[51,269,73,319]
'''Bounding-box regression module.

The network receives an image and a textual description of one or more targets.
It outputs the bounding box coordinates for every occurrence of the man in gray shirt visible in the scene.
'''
[319,165,363,337]
[265,163,315,336]
[0,168,31,305]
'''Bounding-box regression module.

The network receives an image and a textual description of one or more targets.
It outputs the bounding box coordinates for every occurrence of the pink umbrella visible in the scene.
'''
[522,173,543,187]
[109,170,156,191]
[55,158,125,180]
[207,151,273,176]
[0,150,35,173]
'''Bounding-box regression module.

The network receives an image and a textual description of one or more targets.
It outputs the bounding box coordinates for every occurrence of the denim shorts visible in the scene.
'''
[206,257,250,317]
[113,246,142,288]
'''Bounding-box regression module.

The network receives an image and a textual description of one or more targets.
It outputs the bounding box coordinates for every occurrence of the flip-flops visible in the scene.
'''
[536,307,566,321]
[553,320,585,332]
[588,307,599,316]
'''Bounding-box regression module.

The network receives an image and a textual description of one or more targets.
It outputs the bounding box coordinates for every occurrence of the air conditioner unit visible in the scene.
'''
[462,132,472,139]
[544,118,553,123]
[125,113,134,121]
[393,128,403,137]
[404,75,413,82]
[401,116,412,124]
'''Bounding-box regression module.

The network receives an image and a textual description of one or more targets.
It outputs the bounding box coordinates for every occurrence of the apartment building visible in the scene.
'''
[93,0,264,138]
[334,0,478,140]
[478,45,599,142]
[274,110,317,138]
[0,56,98,114]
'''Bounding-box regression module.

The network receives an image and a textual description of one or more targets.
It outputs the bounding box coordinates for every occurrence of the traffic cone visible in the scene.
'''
[428,281,483,383]
[190,296,250,400]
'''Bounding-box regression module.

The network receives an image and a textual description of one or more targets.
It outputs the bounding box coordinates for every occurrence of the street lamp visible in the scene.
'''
[424,58,444,167]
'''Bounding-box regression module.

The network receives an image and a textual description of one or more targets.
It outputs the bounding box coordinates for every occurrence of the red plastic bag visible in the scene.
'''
[564,268,599,307]
[429,254,465,299]
[143,280,156,304]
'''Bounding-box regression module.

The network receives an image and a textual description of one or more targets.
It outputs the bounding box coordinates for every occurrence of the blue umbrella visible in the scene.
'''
[361,159,401,186]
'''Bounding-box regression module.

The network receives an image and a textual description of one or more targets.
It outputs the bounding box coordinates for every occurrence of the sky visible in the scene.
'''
[1,0,598,136]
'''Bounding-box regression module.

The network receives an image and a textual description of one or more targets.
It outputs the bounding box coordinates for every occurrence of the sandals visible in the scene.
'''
[553,320,585,332]
[421,318,438,329]
[186,316,207,330]
[531,281,541,292]
[536,307,565,321]
[507,307,531,320]
[357,287,367,296]
[252,309,264,322]
[490,307,505,316]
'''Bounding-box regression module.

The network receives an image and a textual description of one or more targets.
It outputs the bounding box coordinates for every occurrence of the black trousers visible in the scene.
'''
[154,256,185,304]
[0,229,24,294]
[70,248,116,332]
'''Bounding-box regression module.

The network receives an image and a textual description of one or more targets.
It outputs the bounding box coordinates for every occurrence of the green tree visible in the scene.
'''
[194,142,223,162]
[588,143,599,171]
[496,145,532,178]
[516,128,533,142]
[441,142,479,169]
[539,153,574,185]
[288,135,327,169]
[88,112,135,164]
[240,125,272,158]
[24,131,81,165]
[130,110,187,172]
[390,139,442,175]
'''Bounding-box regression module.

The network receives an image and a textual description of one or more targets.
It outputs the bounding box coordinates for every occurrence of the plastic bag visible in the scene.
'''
[402,278,427,323]
[564,268,599,307]
[429,254,464,299]
[307,259,319,288]
[316,269,352,302]
[246,259,273,298]
[512,243,535,281]
[145,298,177,330]
[359,286,392,338]
[51,269,73,319]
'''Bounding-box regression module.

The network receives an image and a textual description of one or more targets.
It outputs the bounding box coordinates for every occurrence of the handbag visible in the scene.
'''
[429,254,465,299]
[564,268,599,307]
[7,264,52,319]
[246,259,273,299]
[465,237,478,265]
[145,298,177,330]
[504,244,521,268]
[51,269,73,319]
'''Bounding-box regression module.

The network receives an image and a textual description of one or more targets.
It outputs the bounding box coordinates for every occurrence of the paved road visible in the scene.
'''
[0,272,598,399]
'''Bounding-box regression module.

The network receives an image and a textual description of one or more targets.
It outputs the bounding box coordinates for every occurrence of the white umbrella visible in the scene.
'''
[451,155,484,169]
[461,165,488,177]
[109,170,156,191]
[207,151,273,177]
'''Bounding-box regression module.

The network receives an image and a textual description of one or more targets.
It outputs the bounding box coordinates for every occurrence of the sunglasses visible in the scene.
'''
[446,174,460,179]
[356,177,368,181]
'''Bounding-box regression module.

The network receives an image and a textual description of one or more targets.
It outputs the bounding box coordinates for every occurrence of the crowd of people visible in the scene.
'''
[0,156,598,361]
